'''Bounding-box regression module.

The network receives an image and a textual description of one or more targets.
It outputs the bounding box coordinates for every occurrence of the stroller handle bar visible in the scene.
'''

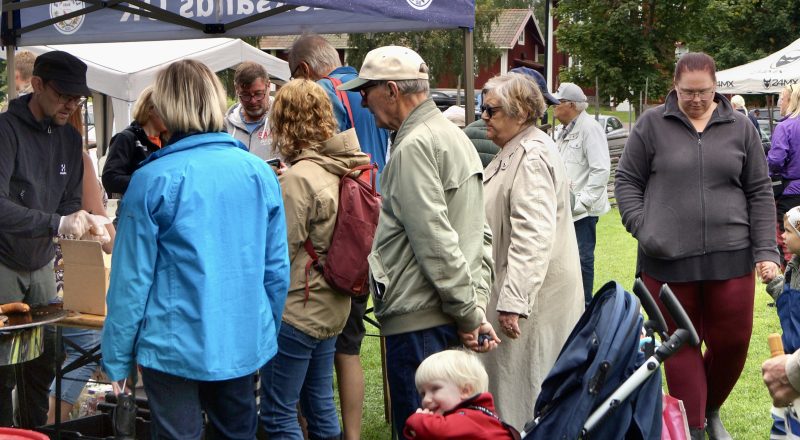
[659,284,700,347]
[633,278,669,339]
[581,282,700,436]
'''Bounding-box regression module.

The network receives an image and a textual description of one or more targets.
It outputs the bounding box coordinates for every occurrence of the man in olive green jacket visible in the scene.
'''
[339,46,498,436]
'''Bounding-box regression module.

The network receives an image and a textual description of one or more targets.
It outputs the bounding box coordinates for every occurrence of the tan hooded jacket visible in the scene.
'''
[279,128,370,339]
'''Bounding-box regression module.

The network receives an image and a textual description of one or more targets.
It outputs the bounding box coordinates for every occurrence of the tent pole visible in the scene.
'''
[464,27,475,124]
[5,9,16,101]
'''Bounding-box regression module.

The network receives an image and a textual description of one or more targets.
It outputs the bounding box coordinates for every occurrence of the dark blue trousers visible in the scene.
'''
[384,323,460,437]
[141,367,257,440]
[574,215,599,305]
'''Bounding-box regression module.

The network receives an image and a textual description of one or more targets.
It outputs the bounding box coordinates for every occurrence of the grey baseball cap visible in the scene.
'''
[553,82,587,103]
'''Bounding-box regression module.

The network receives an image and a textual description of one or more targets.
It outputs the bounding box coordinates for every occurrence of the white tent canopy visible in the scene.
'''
[716,37,800,95]
[2,38,290,146]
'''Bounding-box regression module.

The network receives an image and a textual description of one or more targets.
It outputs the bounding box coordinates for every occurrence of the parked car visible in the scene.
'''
[756,119,772,153]
[596,115,629,148]
[753,107,782,123]
[431,89,479,112]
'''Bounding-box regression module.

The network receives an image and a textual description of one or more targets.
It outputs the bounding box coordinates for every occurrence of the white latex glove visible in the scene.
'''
[80,214,112,244]
[58,210,91,238]
[59,211,111,244]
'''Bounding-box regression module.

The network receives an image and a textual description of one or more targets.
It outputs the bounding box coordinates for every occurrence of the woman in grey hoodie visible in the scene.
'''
[616,52,780,440]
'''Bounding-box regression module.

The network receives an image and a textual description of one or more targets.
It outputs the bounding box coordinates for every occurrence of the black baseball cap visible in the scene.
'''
[32,51,91,96]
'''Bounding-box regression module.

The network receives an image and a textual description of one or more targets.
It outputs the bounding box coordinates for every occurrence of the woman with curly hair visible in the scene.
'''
[259,79,370,440]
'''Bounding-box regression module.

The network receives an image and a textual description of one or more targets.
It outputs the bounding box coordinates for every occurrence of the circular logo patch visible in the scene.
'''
[50,0,85,35]
[406,0,433,11]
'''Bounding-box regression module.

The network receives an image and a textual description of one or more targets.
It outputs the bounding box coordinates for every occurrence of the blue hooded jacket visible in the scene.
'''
[101,132,290,381]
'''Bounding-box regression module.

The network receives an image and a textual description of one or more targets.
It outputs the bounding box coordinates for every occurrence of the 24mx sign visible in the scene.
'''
[717,80,735,88]
[763,78,799,89]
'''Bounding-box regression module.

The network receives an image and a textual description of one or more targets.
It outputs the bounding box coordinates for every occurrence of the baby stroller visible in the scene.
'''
[521,279,699,439]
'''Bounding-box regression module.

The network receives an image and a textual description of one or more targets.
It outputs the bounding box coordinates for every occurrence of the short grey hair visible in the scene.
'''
[483,72,546,124]
[574,101,589,112]
[395,79,429,95]
[288,34,342,76]
[392,63,430,95]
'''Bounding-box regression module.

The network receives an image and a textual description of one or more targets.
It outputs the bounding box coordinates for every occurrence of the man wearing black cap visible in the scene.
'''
[0,50,109,427]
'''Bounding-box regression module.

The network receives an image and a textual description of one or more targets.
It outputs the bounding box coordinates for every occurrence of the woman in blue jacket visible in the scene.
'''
[101,59,290,439]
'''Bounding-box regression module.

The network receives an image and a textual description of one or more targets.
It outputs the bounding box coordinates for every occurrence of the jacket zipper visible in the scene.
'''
[697,133,706,254]
[46,124,53,213]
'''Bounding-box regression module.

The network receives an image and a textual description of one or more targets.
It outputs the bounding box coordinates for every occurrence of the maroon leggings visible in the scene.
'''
[642,272,755,429]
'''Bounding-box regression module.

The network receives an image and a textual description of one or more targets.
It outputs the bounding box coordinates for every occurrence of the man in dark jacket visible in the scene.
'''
[0,51,107,427]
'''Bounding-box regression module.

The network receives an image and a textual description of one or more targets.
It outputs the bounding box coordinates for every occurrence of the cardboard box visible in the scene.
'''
[60,239,111,316]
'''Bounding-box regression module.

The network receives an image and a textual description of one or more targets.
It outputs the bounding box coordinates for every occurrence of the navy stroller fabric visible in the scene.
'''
[524,281,662,440]
[778,268,800,353]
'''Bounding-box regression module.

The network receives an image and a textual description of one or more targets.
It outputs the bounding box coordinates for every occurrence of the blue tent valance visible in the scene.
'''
[2,0,475,46]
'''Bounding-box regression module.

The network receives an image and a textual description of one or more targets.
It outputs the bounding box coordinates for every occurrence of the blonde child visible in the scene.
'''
[403,350,519,440]
[766,206,800,299]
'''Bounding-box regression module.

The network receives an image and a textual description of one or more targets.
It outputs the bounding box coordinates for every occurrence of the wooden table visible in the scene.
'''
[58,312,104,330]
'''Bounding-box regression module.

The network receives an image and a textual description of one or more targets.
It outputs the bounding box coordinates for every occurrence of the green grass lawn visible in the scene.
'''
[349,208,780,438]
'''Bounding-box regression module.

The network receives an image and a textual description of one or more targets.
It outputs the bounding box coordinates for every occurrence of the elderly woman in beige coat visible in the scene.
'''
[479,72,584,429]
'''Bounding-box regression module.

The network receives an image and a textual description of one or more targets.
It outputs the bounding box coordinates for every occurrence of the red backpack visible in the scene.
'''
[304,163,381,299]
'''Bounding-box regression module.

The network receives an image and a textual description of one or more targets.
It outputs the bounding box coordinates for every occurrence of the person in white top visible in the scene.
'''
[553,82,611,305]
[224,61,273,160]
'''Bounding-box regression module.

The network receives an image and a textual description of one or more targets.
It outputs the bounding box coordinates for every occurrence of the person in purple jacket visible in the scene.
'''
[768,84,800,265]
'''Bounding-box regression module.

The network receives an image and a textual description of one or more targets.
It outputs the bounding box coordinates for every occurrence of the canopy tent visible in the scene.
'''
[2,0,478,131]
[2,1,475,46]
[2,37,291,146]
[716,37,800,94]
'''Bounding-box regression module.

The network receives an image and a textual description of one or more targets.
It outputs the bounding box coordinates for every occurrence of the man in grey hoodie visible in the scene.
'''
[225,61,273,160]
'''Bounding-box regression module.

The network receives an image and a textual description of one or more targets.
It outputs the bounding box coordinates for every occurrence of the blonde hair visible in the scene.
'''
[415,350,488,395]
[132,86,156,126]
[783,85,800,119]
[152,59,227,134]
[730,95,747,112]
[483,72,547,125]
[270,79,337,161]
[16,50,36,81]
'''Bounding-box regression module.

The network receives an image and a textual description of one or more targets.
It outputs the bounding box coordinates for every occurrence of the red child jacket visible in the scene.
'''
[403,392,519,440]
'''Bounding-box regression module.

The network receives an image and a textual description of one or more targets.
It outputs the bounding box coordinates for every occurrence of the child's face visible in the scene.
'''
[419,379,472,415]
[784,218,800,255]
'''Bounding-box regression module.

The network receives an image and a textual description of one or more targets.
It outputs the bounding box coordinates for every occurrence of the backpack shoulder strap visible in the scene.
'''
[324,76,356,130]
[466,405,522,440]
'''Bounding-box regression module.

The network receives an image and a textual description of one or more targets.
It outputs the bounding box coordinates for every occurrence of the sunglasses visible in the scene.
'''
[359,81,383,98]
[480,104,502,118]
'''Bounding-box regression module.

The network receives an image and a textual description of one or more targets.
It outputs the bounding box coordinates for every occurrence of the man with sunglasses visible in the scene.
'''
[552,82,610,305]
[338,45,498,437]
[225,61,273,159]
[0,50,108,427]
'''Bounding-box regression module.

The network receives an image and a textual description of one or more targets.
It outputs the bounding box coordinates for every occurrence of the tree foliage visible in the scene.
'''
[554,0,705,111]
[554,0,800,109]
[684,0,800,70]
[346,0,532,84]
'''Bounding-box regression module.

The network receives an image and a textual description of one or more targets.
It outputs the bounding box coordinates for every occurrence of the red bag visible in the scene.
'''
[304,163,381,298]
[661,394,689,440]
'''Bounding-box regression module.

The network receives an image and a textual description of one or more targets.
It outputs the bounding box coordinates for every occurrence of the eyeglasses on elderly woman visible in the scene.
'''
[480,104,502,118]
